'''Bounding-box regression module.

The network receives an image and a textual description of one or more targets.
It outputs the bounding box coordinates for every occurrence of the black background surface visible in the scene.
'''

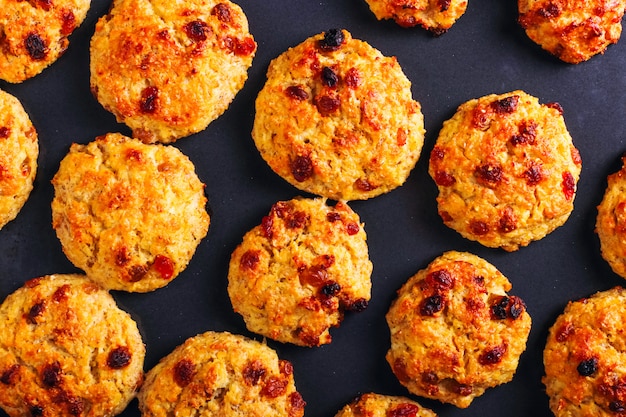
[1,1,625,416]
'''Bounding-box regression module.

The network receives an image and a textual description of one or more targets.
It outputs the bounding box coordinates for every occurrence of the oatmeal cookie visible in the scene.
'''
[0,274,145,417]
[252,29,425,201]
[227,197,372,347]
[51,132,210,292]
[334,392,437,417]
[386,251,532,408]
[363,0,468,34]
[0,0,91,83]
[90,0,256,143]
[429,90,582,251]
[138,331,305,417]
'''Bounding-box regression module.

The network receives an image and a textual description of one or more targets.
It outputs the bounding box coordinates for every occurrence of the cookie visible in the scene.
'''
[363,0,468,34]
[90,0,256,144]
[518,0,626,64]
[428,90,582,251]
[0,0,91,83]
[51,132,210,292]
[596,155,626,280]
[138,331,305,417]
[385,251,531,408]
[0,89,38,230]
[0,274,145,417]
[252,29,425,201]
[334,392,437,417]
[227,197,372,347]
[543,287,626,416]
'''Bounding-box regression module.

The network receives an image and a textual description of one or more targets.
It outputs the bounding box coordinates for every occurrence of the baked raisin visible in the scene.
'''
[240,250,261,271]
[491,296,509,320]
[299,265,328,287]
[261,377,288,398]
[510,121,537,146]
[469,220,489,235]
[355,178,377,191]
[27,301,45,324]
[420,295,444,316]
[285,210,307,229]
[153,254,175,280]
[320,282,341,297]
[498,208,517,233]
[315,94,340,115]
[25,33,47,60]
[475,164,503,184]
[345,222,360,235]
[1,364,19,385]
[546,102,564,114]
[261,215,273,239]
[479,345,507,365]
[30,405,44,416]
[42,362,62,387]
[184,20,210,42]
[426,269,454,290]
[321,66,339,87]
[492,95,519,114]
[285,85,309,100]
[139,86,159,113]
[319,28,344,51]
[523,164,543,185]
[434,171,456,186]
[577,357,598,376]
[243,360,266,386]
[61,11,76,36]
[211,3,232,23]
[609,401,626,412]
[389,403,420,417]
[562,171,576,200]
[508,296,526,319]
[326,212,341,222]
[344,68,361,88]
[289,392,306,412]
[107,346,132,369]
[348,298,369,312]
[290,155,313,182]
[539,3,561,18]
[174,359,195,387]
[0,127,9,138]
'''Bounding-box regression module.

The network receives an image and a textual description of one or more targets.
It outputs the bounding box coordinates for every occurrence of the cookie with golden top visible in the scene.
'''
[363,0,468,34]
[138,331,305,417]
[0,0,91,83]
[334,392,437,417]
[0,89,38,230]
[0,274,145,417]
[227,197,372,347]
[596,155,626,280]
[90,0,256,144]
[386,251,531,408]
[252,29,425,201]
[429,90,582,251]
[518,0,626,64]
[543,287,626,416]
[51,132,210,292]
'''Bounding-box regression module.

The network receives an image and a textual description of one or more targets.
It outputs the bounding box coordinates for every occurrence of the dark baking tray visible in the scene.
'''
[1,1,625,416]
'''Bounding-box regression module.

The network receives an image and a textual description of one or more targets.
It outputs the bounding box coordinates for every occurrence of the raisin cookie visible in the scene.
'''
[51,132,210,292]
[252,29,425,201]
[429,90,582,251]
[138,331,306,417]
[386,251,531,408]
[90,0,256,143]
[596,155,626,280]
[518,0,626,64]
[363,0,468,34]
[0,274,145,417]
[0,89,38,230]
[334,393,437,417]
[543,287,626,416]
[0,0,91,83]
[227,197,372,347]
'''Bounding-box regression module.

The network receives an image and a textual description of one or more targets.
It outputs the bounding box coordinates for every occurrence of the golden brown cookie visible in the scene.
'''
[543,287,626,416]
[252,29,425,201]
[429,90,582,251]
[363,0,468,34]
[0,0,91,83]
[51,132,210,292]
[0,89,38,230]
[518,0,626,64]
[0,274,145,417]
[596,155,626,280]
[90,0,256,144]
[386,251,531,408]
[227,197,372,347]
[334,392,438,417]
[138,331,306,417]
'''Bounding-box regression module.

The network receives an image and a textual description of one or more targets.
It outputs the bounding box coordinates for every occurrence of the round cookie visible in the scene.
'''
[0,89,38,230]
[428,90,582,251]
[252,29,425,201]
[0,0,91,83]
[385,251,531,408]
[90,0,256,144]
[51,132,210,292]
[596,155,626,280]
[334,393,437,417]
[363,0,468,34]
[543,287,626,416]
[0,274,145,417]
[518,0,626,64]
[227,197,372,347]
[138,331,306,417]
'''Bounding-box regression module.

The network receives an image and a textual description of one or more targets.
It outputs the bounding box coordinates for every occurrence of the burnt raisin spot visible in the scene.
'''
[434,171,456,186]
[1,364,20,385]
[508,296,526,319]
[437,0,451,11]
[469,220,489,235]
[61,11,76,36]
[562,171,576,200]
[492,95,519,114]
[0,127,9,138]
[25,33,47,60]
[577,357,598,376]
[320,282,341,297]
[326,212,341,222]
[478,345,507,365]
[240,250,261,271]
[42,362,62,388]
[344,67,361,88]
[140,86,159,113]
[426,269,454,290]
[511,121,538,146]
[243,360,266,386]
[348,298,369,312]
[107,347,132,369]
[355,178,377,192]
[523,164,544,185]
[546,102,564,114]
[29,405,44,416]
[390,403,420,417]
[475,164,503,184]
[420,295,444,316]
[315,94,340,115]
[498,209,517,233]
[345,222,360,235]
[539,3,561,18]
[289,392,306,412]
[261,376,288,398]
[173,359,195,387]
[285,86,308,101]
[184,20,210,42]
[290,155,313,182]
[491,296,509,320]
[27,301,45,324]
[610,401,626,413]
[285,210,307,229]
[319,28,344,51]
[321,66,339,87]
[211,3,232,23]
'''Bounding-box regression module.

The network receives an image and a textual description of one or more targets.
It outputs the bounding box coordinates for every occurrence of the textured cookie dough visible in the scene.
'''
[429,90,582,251]
[386,251,531,408]
[0,274,145,417]
[518,0,626,64]
[543,287,626,416]
[334,392,438,417]
[228,197,372,347]
[138,331,306,417]
[363,0,468,34]
[252,29,425,201]
[0,89,38,230]
[0,0,91,83]
[51,132,210,292]
[90,0,256,143]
